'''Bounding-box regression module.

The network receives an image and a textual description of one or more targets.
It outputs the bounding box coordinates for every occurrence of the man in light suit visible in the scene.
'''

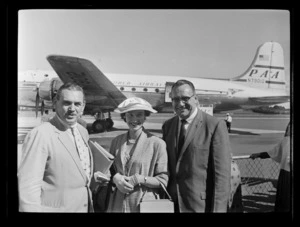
[18,82,97,212]
[162,80,231,212]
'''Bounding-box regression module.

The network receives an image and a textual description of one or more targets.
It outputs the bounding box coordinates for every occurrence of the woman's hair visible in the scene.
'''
[120,110,151,122]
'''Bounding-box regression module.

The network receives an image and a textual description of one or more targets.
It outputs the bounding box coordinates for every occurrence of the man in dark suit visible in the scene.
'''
[162,79,231,212]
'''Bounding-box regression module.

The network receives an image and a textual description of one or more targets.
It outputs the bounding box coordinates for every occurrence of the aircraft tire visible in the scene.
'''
[92,120,106,133]
[106,118,114,129]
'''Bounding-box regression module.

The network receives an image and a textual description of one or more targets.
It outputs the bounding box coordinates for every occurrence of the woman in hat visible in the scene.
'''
[106,97,169,212]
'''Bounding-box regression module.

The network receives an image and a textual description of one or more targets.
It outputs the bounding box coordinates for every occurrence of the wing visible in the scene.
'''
[47,55,126,112]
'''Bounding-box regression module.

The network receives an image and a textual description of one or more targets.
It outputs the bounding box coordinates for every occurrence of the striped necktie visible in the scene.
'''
[177,119,187,159]
[71,127,91,179]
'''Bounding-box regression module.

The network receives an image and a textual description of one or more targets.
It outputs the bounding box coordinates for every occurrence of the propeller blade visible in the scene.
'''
[35,90,40,118]
[41,101,45,116]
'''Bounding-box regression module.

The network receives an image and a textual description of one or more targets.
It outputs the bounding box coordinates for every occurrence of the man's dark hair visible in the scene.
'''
[171,79,196,95]
[54,82,85,102]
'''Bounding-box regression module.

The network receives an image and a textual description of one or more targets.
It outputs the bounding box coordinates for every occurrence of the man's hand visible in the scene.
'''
[250,153,261,159]
[94,171,111,185]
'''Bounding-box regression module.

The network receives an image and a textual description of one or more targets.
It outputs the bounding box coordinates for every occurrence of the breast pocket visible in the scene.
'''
[192,145,209,169]
[200,191,206,200]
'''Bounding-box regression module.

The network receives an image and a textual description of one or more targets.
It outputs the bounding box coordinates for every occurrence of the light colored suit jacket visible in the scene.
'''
[18,115,94,212]
[162,110,231,212]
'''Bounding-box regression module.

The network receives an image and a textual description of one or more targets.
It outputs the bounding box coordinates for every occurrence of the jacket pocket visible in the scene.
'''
[200,191,206,200]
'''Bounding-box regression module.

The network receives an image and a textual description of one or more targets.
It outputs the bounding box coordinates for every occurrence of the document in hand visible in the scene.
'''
[89,140,114,174]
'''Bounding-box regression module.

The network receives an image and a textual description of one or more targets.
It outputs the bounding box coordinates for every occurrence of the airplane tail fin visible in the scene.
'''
[232,42,287,91]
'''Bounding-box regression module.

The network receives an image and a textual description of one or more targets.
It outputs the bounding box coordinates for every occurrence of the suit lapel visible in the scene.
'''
[166,117,179,166]
[50,115,88,182]
[177,110,203,163]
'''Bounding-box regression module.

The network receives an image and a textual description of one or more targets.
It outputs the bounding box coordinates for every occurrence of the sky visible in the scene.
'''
[18,9,291,82]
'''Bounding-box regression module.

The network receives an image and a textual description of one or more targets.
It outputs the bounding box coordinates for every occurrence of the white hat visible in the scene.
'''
[114,97,157,114]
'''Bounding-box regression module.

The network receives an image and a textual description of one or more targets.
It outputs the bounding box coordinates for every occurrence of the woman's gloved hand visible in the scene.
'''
[127,173,144,187]
[113,173,134,194]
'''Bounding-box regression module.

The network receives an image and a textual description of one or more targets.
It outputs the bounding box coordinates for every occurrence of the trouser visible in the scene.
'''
[226,122,231,132]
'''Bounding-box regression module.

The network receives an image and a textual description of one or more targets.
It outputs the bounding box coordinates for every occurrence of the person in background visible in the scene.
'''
[105,97,168,212]
[18,82,108,212]
[250,122,291,212]
[162,79,231,212]
[225,113,232,133]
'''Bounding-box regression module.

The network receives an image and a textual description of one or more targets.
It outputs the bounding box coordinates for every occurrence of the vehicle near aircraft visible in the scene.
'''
[18,41,290,132]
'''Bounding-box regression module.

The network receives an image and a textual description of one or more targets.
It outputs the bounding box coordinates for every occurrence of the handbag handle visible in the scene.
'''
[139,181,172,202]
[159,182,172,201]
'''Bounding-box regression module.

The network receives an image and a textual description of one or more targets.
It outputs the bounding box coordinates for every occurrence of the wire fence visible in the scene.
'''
[233,155,280,212]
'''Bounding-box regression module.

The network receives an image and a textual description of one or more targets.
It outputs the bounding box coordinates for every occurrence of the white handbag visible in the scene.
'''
[139,182,174,213]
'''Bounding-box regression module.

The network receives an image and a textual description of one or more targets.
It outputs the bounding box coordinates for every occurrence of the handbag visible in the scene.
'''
[139,182,174,213]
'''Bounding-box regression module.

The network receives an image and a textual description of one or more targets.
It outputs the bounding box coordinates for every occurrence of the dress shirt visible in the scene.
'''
[177,107,198,141]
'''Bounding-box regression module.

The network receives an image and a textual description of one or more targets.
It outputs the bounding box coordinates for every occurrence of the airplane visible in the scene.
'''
[18,41,290,133]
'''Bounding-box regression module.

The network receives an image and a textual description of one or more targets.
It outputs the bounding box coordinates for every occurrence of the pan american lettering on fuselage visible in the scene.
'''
[18,41,290,133]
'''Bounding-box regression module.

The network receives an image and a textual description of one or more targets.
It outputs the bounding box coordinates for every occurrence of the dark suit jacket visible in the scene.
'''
[162,109,231,212]
[18,114,94,212]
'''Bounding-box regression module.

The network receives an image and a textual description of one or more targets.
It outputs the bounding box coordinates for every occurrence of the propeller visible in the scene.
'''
[41,100,45,116]
[35,89,40,118]
[35,88,45,117]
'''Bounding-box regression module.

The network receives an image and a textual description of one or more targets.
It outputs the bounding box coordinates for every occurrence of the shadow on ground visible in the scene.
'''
[242,193,276,212]
[229,129,259,135]
[241,177,277,212]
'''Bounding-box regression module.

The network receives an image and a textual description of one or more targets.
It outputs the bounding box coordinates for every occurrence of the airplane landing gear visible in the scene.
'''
[92,119,107,133]
[92,112,114,133]
[106,118,114,129]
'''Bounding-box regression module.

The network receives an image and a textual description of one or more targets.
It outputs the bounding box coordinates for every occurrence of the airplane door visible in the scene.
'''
[199,104,213,116]
[165,82,174,103]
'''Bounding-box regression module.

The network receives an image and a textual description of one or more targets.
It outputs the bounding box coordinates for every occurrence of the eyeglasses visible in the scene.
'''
[171,95,194,103]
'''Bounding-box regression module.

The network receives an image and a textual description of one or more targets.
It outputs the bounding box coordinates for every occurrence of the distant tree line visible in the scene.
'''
[252,105,290,114]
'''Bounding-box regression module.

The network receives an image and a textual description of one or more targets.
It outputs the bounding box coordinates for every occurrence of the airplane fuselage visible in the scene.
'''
[107,73,289,112]
[18,72,289,113]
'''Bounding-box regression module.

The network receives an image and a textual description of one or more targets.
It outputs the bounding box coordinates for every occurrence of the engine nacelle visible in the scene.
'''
[38,78,64,101]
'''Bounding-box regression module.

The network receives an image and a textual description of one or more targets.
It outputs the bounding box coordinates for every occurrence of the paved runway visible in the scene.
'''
[17,110,290,167]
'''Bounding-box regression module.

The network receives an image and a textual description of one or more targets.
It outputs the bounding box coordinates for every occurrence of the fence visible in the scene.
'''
[233,155,280,213]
